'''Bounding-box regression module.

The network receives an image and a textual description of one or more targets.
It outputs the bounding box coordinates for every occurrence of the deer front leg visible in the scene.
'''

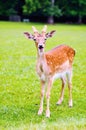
[46,79,52,118]
[38,80,45,115]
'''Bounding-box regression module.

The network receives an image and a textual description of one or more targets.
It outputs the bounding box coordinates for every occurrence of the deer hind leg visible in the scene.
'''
[67,70,73,107]
[56,76,66,105]
[46,78,53,118]
[38,80,45,115]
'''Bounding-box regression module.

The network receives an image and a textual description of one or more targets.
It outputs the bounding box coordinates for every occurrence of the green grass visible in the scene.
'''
[0,21,86,130]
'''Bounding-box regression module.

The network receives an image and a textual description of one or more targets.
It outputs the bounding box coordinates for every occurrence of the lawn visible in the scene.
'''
[0,21,86,130]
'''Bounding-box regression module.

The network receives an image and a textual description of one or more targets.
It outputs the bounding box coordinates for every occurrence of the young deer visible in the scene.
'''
[24,25,75,118]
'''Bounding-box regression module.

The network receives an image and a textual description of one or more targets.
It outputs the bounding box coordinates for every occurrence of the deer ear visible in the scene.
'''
[24,32,34,40]
[46,30,56,38]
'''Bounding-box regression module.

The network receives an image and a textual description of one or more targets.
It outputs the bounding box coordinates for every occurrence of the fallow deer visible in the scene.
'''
[24,25,75,118]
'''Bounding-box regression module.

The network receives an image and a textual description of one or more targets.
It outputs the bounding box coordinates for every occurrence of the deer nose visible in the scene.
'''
[39,45,43,49]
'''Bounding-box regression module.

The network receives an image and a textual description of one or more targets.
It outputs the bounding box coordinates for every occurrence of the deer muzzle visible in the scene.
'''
[38,45,44,49]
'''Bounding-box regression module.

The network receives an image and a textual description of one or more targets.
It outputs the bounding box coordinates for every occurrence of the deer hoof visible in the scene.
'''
[38,108,43,115]
[46,110,50,118]
[69,100,73,107]
[56,99,63,105]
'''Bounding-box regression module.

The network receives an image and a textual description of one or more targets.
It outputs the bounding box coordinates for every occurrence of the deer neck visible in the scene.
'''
[37,48,45,59]
[37,51,45,60]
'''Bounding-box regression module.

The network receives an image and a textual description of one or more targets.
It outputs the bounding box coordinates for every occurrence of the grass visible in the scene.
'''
[0,21,86,130]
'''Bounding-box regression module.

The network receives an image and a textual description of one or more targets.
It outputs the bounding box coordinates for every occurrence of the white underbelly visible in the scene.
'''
[39,60,70,81]
[53,71,67,80]
[53,60,70,80]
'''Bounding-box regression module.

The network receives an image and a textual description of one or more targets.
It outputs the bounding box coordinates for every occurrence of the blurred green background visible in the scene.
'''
[0,0,86,24]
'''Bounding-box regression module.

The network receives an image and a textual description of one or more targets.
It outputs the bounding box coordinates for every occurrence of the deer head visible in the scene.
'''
[24,25,56,54]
